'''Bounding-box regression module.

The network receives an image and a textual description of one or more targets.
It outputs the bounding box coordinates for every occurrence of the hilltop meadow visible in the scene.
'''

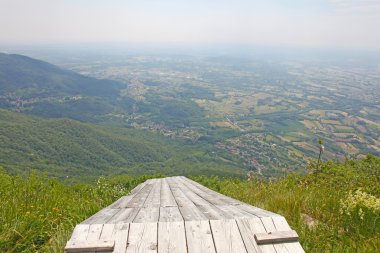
[1,156,379,252]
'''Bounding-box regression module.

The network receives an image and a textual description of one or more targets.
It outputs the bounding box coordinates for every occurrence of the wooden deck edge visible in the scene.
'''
[254,230,299,244]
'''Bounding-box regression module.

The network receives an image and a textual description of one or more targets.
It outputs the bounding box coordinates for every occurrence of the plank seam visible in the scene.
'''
[208,220,219,253]
[234,219,249,253]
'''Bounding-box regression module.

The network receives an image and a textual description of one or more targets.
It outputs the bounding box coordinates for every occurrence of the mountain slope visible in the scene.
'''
[0,53,122,97]
[0,53,132,122]
[0,109,244,179]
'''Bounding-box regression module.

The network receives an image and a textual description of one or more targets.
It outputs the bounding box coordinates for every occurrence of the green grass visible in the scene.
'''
[1,156,379,252]
[0,169,157,252]
[194,155,380,252]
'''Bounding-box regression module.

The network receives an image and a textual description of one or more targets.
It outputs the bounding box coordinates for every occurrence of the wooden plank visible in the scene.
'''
[144,179,161,208]
[159,207,183,222]
[126,184,154,208]
[271,216,305,253]
[255,230,299,244]
[130,180,148,195]
[133,207,160,223]
[67,224,90,241]
[185,220,216,253]
[107,208,139,224]
[215,205,256,219]
[100,224,116,240]
[236,218,276,253]
[126,222,158,253]
[260,217,290,253]
[65,240,114,253]
[110,195,135,209]
[81,208,119,225]
[179,205,208,221]
[166,178,196,207]
[87,224,103,241]
[160,178,178,207]
[210,219,247,253]
[99,224,117,253]
[197,204,233,220]
[158,221,187,253]
[180,177,242,205]
[178,187,211,206]
[177,177,227,206]
[113,223,130,253]
[65,225,90,252]
[237,203,280,218]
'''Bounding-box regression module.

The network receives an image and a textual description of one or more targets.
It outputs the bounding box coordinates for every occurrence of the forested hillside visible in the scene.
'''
[0,109,244,179]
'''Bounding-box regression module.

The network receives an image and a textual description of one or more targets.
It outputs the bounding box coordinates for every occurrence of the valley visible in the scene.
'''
[40,53,380,176]
[1,52,379,177]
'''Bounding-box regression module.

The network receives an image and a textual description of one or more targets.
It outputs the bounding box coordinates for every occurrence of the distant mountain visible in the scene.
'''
[0,53,132,122]
[0,53,122,97]
[0,109,244,179]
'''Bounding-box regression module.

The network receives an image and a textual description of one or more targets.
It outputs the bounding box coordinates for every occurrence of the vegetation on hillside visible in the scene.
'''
[0,109,244,179]
[195,155,380,252]
[0,53,122,97]
[0,169,157,252]
[1,157,379,252]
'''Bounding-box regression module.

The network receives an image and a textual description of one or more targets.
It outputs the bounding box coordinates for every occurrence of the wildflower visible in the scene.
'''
[339,189,380,219]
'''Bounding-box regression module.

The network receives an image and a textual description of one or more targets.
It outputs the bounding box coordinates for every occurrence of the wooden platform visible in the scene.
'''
[65,176,305,253]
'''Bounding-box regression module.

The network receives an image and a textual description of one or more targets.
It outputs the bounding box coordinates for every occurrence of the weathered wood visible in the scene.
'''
[65,225,90,252]
[178,177,227,206]
[66,177,305,253]
[159,207,183,222]
[133,207,160,223]
[126,184,154,208]
[185,220,216,253]
[99,224,115,240]
[65,240,114,253]
[144,179,161,207]
[158,221,187,253]
[110,196,135,209]
[197,204,232,220]
[113,223,130,253]
[215,204,256,219]
[81,208,119,225]
[107,208,139,224]
[180,176,240,205]
[87,224,103,241]
[160,178,177,207]
[210,219,247,253]
[237,203,280,218]
[130,180,148,195]
[260,217,291,253]
[166,178,196,207]
[254,230,299,244]
[179,205,208,221]
[271,216,305,253]
[236,218,276,253]
[126,222,158,253]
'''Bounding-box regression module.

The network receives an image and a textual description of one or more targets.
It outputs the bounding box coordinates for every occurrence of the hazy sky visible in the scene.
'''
[1,0,380,51]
